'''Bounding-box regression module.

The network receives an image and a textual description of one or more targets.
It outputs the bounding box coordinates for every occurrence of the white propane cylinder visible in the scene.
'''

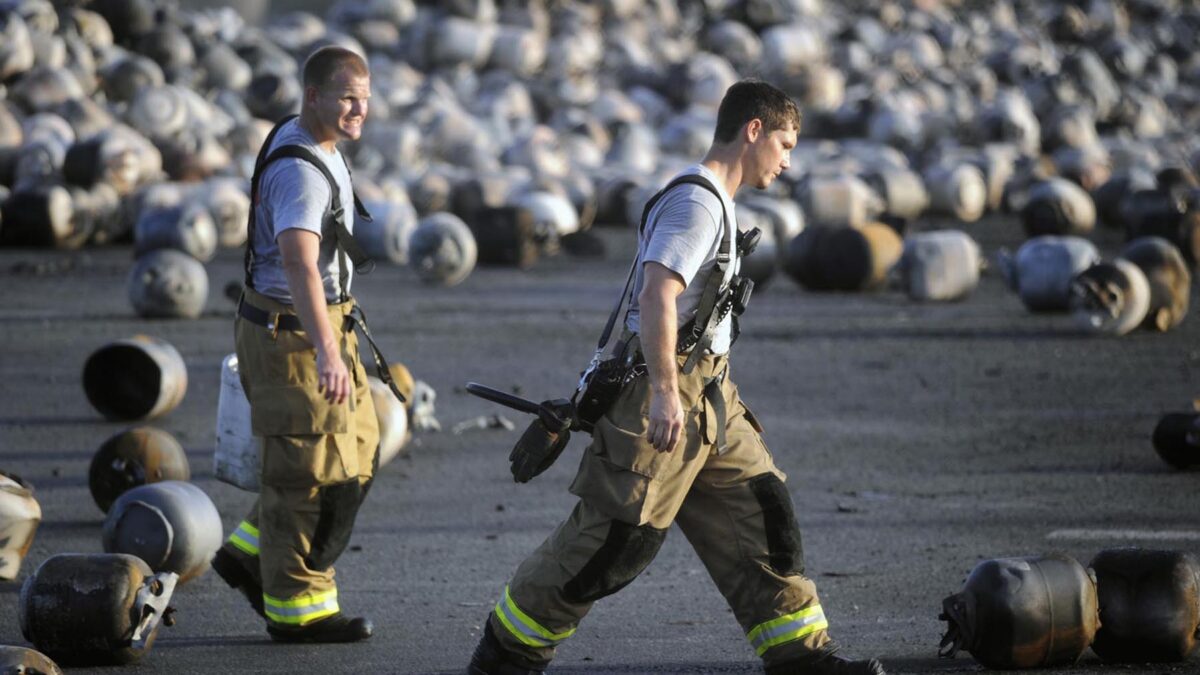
[213,354,259,491]
[369,376,409,468]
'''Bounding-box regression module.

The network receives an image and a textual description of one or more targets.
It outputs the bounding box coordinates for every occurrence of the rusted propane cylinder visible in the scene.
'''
[1152,413,1200,470]
[19,553,177,666]
[369,376,409,468]
[1089,548,1200,662]
[939,553,1100,668]
[88,427,190,513]
[102,480,222,583]
[1069,260,1150,336]
[784,223,902,292]
[0,645,63,674]
[82,335,187,421]
[0,471,41,581]
[1119,237,1190,332]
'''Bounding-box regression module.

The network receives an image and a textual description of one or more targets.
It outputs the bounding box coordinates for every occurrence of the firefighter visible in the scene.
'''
[468,81,888,674]
[209,46,382,644]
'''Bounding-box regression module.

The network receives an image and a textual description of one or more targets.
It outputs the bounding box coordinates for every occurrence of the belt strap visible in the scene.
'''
[346,305,406,403]
[702,374,728,455]
[237,299,406,404]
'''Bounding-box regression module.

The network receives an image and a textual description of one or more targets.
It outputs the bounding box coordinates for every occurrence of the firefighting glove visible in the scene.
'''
[509,398,574,483]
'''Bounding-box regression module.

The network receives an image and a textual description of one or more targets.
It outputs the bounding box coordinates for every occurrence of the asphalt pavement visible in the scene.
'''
[1,217,1198,674]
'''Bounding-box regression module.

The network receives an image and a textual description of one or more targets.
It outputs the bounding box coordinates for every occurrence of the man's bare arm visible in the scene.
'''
[639,261,687,452]
[278,229,350,404]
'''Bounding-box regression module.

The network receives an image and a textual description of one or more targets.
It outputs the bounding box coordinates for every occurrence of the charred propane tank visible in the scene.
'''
[20,553,177,666]
[1089,548,1200,662]
[939,553,1100,668]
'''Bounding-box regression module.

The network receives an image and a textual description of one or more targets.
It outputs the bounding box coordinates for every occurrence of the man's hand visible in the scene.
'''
[647,386,684,453]
[316,347,350,404]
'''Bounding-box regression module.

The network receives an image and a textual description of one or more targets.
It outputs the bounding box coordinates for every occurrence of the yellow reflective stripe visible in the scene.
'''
[494,585,575,648]
[747,605,829,656]
[263,589,339,625]
[227,521,260,556]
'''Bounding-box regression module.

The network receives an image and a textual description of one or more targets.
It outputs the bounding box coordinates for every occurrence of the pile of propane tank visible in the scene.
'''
[940,549,1200,667]
[1,0,1199,320]
[0,330,431,669]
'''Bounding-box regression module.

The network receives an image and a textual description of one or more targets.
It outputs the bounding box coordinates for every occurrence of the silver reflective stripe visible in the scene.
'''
[265,596,338,618]
[748,605,829,656]
[496,596,554,647]
[232,524,259,548]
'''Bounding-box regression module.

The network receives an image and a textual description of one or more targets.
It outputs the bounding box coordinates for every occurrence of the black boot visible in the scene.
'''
[267,613,373,644]
[467,622,547,675]
[766,654,888,675]
[211,548,266,619]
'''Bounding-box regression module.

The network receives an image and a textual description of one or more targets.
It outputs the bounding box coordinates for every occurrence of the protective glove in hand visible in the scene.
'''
[509,399,574,483]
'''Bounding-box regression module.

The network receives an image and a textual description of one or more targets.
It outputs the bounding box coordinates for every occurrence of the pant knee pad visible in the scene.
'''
[563,521,667,603]
[749,474,805,576]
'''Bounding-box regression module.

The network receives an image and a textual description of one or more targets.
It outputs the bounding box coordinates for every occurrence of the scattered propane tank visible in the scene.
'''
[939,553,1100,668]
[1088,548,1200,662]
[82,336,187,421]
[0,645,63,675]
[1069,259,1151,336]
[998,236,1101,312]
[896,230,982,302]
[102,480,223,583]
[1152,412,1200,470]
[20,553,177,666]
[0,471,41,581]
[89,426,190,513]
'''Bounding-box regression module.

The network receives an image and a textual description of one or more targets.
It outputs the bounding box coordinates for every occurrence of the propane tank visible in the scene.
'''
[127,249,209,319]
[939,553,1100,668]
[998,236,1101,312]
[1069,259,1151,336]
[897,230,982,302]
[784,223,902,292]
[0,645,63,674]
[369,376,410,468]
[20,553,177,666]
[102,480,222,583]
[1152,413,1200,470]
[1022,177,1097,237]
[468,206,540,269]
[924,162,987,223]
[0,471,41,581]
[799,174,883,228]
[214,354,259,492]
[1119,237,1190,332]
[409,212,478,286]
[82,335,188,421]
[1089,548,1200,662]
[863,168,929,223]
[133,202,218,262]
[89,427,190,513]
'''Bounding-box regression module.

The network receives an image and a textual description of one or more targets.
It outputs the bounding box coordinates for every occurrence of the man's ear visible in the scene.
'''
[303,85,318,107]
[744,118,763,143]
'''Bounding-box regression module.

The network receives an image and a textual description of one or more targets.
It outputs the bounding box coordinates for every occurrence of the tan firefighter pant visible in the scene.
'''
[222,288,379,627]
[488,350,835,668]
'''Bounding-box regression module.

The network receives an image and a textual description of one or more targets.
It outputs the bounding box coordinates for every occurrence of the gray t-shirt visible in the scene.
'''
[249,118,355,304]
[626,164,739,354]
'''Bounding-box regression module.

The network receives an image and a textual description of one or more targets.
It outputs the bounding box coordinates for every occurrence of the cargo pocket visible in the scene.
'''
[251,385,356,487]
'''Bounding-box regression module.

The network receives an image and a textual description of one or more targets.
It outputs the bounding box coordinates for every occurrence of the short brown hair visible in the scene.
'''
[302,46,368,89]
[712,79,801,143]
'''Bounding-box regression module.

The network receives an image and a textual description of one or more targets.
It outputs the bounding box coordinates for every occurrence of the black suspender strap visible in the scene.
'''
[245,116,376,301]
[577,173,731,391]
